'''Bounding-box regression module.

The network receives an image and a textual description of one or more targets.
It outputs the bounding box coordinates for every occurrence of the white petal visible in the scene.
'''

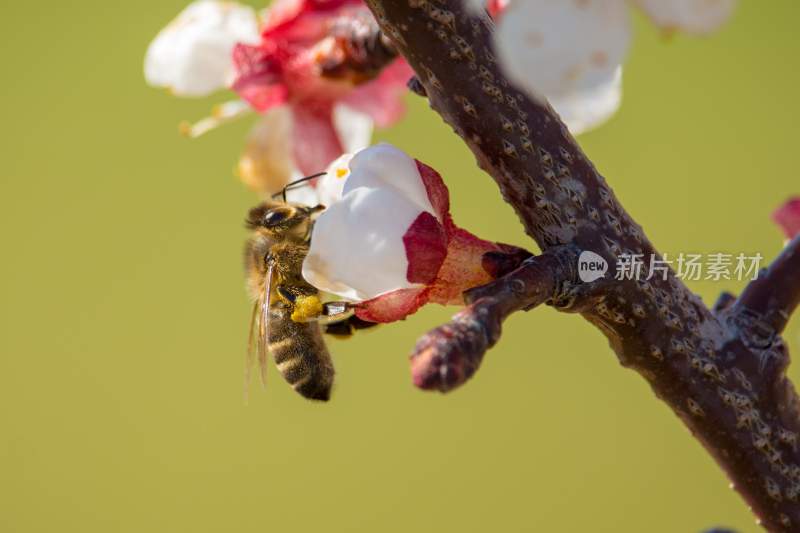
[144,1,259,97]
[343,144,435,216]
[332,104,374,154]
[238,106,298,195]
[633,0,736,35]
[315,153,354,207]
[549,66,622,135]
[313,143,435,212]
[303,187,424,301]
[495,0,630,99]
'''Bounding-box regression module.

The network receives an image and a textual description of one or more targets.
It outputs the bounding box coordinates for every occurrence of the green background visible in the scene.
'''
[1,1,797,532]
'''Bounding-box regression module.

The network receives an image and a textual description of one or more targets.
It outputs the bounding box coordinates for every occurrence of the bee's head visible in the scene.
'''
[246,202,323,241]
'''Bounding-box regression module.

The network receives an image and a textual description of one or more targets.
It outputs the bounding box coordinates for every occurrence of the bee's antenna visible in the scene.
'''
[272,172,326,202]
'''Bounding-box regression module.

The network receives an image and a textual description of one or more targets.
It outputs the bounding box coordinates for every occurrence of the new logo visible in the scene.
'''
[577,251,608,283]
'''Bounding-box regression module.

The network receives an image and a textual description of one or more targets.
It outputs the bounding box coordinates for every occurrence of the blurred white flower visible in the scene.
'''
[633,0,737,35]
[302,144,528,323]
[475,0,736,134]
[144,0,259,96]
[548,66,622,136]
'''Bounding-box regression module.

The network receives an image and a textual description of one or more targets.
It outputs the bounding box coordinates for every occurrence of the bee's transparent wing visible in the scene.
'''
[258,262,275,387]
[245,262,274,400]
[245,300,259,403]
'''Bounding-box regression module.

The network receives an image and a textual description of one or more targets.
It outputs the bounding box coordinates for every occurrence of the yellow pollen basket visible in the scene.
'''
[291,295,324,322]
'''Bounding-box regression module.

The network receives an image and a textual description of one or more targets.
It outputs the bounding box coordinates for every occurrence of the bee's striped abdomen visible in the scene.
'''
[269,305,335,401]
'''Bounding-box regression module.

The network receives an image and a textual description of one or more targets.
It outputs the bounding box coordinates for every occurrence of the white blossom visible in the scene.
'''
[301,144,518,324]
[302,144,435,301]
[144,1,259,97]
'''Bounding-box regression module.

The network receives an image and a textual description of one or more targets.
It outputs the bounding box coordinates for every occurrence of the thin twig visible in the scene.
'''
[735,236,800,335]
[411,246,579,392]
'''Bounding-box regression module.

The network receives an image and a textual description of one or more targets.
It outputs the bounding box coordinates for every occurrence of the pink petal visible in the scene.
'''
[774,197,800,239]
[403,211,448,284]
[341,58,413,127]
[262,0,362,42]
[290,101,345,175]
[231,43,289,112]
[487,0,508,19]
[355,287,430,323]
[261,0,306,32]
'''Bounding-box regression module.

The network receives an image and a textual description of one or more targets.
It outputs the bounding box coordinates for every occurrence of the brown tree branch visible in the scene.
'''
[364,1,800,530]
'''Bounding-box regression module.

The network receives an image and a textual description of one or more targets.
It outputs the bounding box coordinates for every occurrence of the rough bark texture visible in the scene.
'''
[364,1,800,530]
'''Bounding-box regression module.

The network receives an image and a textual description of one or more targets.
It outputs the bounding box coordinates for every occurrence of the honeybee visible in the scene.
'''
[244,177,376,401]
[244,197,336,400]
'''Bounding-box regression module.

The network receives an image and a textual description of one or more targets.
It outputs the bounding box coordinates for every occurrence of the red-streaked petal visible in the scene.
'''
[290,102,345,174]
[415,160,450,221]
[355,287,430,323]
[426,226,503,306]
[356,226,524,323]
[341,58,413,127]
[403,211,448,284]
[774,197,800,239]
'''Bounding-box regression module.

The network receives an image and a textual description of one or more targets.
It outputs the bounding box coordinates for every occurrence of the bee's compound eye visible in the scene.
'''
[263,208,290,226]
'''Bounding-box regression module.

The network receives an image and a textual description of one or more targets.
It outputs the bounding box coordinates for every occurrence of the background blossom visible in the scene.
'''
[230,0,412,176]
[145,0,412,196]
[774,197,800,240]
[478,0,736,134]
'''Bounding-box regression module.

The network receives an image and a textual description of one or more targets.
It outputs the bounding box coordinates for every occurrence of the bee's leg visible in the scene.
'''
[323,320,356,338]
[321,301,350,318]
[316,301,356,337]
[324,316,380,338]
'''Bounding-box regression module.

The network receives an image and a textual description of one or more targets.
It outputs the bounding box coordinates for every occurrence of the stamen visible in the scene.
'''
[178,100,252,138]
